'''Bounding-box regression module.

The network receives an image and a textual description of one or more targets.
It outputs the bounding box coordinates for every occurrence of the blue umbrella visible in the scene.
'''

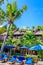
[20,46,29,55]
[4,45,15,49]
[29,44,43,50]
[20,46,29,49]
[4,46,15,56]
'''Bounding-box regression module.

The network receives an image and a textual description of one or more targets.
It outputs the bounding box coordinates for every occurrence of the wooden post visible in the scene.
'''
[28,50,30,54]
[20,49,22,54]
[26,49,27,55]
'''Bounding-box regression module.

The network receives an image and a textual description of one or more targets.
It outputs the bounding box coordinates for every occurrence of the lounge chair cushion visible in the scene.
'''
[0,58,4,61]
[16,57,25,63]
[12,56,16,59]
[16,59,22,63]
[3,55,8,59]
[8,59,16,62]
[18,57,25,61]
[25,58,32,64]
[8,56,16,62]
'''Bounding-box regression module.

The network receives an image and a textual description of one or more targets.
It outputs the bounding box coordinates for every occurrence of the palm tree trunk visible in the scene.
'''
[1,24,10,54]
[0,20,13,56]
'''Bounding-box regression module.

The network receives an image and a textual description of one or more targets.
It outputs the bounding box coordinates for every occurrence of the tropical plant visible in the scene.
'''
[12,38,21,46]
[0,26,7,34]
[0,0,4,5]
[36,26,42,30]
[32,26,35,30]
[20,31,40,47]
[0,0,27,52]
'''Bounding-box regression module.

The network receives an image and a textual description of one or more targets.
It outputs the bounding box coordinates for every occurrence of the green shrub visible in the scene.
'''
[25,55,38,63]
[37,50,43,59]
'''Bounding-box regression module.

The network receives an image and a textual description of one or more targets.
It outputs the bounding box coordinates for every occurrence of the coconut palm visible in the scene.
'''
[36,26,41,30]
[0,0,4,5]
[0,26,7,34]
[32,26,35,30]
[0,1,27,53]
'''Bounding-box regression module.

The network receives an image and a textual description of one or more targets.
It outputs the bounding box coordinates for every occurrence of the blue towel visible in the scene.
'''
[16,57,25,63]
[8,58,16,62]
[0,55,8,61]
[0,58,4,61]
[12,56,16,59]
[18,57,25,61]
[16,60,22,63]
[25,58,32,64]
[3,55,8,59]
[25,60,32,64]
[8,56,16,62]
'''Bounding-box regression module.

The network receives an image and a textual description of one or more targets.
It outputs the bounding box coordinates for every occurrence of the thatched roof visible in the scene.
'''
[14,31,25,35]
[14,31,22,35]
[0,29,42,40]
[1,30,25,36]
[34,30,42,36]
[1,32,7,36]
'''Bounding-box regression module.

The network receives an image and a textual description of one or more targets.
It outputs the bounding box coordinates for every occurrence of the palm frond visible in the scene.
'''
[0,0,4,5]
[0,8,6,24]
[12,1,17,13]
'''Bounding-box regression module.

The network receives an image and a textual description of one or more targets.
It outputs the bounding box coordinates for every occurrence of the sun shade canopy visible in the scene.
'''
[20,46,29,49]
[4,45,15,49]
[29,44,43,50]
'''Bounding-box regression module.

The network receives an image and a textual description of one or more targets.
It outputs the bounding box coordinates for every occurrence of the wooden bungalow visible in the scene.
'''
[0,29,26,41]
[32,29,42,36]
[0,29,43,41]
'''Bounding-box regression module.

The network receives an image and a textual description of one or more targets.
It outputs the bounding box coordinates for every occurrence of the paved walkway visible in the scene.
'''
[36,61,43,65]
[34,61,43,65]
[0,63,8,65]
[0,61,43,65]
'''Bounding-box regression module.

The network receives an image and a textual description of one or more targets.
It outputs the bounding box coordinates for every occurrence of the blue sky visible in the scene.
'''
[0,0,43,28]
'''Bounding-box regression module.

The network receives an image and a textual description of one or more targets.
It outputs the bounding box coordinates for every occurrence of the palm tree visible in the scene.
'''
[0,0,4,5]
[32,26,35,30]
[0,1,27,53]
[36,26,41,30]
[0,26,7,34]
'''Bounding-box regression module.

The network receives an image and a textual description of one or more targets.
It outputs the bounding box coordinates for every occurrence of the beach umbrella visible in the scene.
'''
[20,46,29,49]
[29,44,43,50]
[20,46,29,55]
[4,45,15,56]
[29,44,43,59]
[4,45,15,49]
